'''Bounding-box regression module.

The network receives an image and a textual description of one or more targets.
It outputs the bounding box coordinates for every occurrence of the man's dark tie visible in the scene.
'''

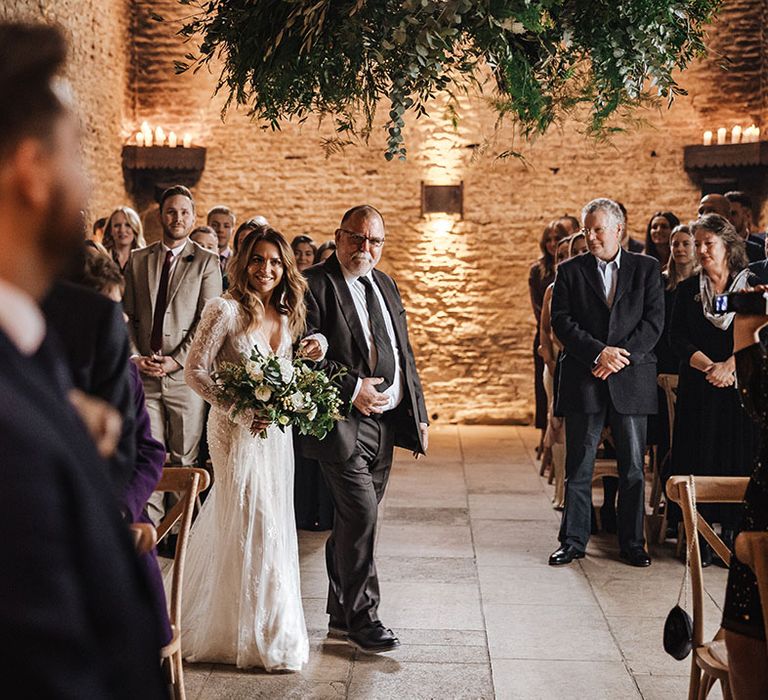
[150,250,173,353]
[358,276,396,391]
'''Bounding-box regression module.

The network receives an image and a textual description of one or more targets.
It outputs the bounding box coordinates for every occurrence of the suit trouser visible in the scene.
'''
[559,403,647,553]
[142,372,205,524]
[319,413,395,632]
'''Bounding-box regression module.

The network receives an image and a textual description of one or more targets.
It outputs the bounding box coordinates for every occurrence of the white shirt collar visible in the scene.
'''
[340,262,374,286]
[162,240,188,258]
[0,278,46,356]
[596,246,622,269]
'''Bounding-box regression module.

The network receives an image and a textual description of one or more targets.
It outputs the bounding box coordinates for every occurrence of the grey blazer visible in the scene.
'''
[123,239,222,367]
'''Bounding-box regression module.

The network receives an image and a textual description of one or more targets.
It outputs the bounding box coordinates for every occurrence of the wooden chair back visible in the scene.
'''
[735,532,768,643]
[667,476,748,700]
[155,467,210,628]
[657,374,679,449]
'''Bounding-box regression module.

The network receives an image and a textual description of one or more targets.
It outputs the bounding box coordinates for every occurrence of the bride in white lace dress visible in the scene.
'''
[181,227,324,671]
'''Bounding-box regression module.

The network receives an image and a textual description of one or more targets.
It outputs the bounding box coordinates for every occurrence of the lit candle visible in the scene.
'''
[136,131,145,147]
[754,126,761,142]
[140,121,152,147]
[746,125,757,142]
[155,126,166,147]
[182,132,192,148]
[731,125,742,144]
[703,130,713,146]
[717,127,727,145]
[168,131,177,148]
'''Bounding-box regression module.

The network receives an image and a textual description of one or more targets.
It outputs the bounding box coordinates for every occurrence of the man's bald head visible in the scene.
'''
[697,194,731,219]
[340,204,385,230]
[335,204,386,276]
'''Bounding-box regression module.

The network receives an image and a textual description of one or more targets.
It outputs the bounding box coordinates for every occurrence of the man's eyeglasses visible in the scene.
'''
[338,228,385,249]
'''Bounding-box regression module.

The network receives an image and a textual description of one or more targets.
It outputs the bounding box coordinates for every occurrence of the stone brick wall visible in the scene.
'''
[1,0,134,220]
[5,0,767,423]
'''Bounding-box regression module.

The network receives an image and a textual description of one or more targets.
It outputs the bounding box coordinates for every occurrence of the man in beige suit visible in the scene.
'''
[124,185,222,520]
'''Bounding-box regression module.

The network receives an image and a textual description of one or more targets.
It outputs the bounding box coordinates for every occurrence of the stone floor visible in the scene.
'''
[180,425,729,699]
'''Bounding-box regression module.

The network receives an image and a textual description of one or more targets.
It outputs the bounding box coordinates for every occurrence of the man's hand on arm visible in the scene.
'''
[352,377,389,416]
[591,346,630,380]
[131,355,180,377]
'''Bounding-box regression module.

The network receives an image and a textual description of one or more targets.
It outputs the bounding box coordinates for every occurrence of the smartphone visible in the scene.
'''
[713,290,768,315]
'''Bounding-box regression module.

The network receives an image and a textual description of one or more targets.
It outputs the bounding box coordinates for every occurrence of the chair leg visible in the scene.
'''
[174,651,186,700]
[689,662,701,700]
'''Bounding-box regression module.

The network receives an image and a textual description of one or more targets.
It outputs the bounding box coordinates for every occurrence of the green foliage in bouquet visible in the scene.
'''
[171,0,720,159]
[212,348,345,440]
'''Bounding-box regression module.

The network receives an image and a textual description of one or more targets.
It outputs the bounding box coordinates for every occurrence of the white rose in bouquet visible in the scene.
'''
[290,391,305,410]
[254,385,272,402]
[278,357,294,383]
[245,360,264,382]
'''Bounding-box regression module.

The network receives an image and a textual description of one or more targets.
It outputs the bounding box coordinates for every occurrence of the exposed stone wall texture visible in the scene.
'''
[4,0,767,422]
[0,0,133,220]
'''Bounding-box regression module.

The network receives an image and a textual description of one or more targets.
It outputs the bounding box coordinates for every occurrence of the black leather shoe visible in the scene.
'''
[548,545,585,566]
[327,620,348,639]
[700,538,713,568]
[620,548,652,567]
[347,623,400,653]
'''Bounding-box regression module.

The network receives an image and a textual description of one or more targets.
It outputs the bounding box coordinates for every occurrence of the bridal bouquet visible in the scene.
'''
[211,347,345,439]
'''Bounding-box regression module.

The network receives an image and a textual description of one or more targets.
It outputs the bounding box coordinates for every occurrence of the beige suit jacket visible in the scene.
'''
[123,239,223,367]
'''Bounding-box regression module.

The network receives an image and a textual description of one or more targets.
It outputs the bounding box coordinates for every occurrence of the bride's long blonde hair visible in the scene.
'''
[227,226,308,340]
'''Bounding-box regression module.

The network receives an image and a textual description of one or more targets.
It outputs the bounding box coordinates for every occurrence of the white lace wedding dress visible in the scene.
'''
[181,296,309,671]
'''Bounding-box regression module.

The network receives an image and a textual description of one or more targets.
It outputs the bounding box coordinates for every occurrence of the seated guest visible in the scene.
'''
[670,214,759,565]
[315,240,336,264]
[529,220,569,457]
[723,310,768,699]
[558,215,581,235]
[549,198,663,567]
[207,205,236,273]
[0,21,165,697]
[190,225,219,253]
[292,234,317,272]
[699,193,764,264]
[102,206,146,273]
[644,211,679,268]
[232,215,269,255]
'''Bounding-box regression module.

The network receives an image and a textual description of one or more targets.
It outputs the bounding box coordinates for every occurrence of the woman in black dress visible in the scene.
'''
[723,310,768,698]
[670,214,759,564]
[528,220,568,455]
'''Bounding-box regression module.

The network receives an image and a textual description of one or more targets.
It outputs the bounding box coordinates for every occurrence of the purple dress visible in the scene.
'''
[124,362,172,645]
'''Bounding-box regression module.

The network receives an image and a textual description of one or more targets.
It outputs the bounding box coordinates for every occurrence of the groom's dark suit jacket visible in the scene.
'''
[0,329,166,699]
[298,254,428,463]
[551,250,664,416]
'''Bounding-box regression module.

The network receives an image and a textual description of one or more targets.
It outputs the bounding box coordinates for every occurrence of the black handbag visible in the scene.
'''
[663,476,695,660]
[663,604,693,660]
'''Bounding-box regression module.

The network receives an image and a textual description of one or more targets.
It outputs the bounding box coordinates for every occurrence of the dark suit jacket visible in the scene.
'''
[746,237,765,264]
[42,281,135,494]
[748,258,768,285]
[298,254,428,463]
[0,330,165,699]
[551,251,664,415]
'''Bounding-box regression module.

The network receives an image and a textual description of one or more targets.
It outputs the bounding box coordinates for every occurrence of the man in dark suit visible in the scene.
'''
[550,198,664,567]
[42,279,136,494]
[0,22,166,696]
[699,193,764,263]
[299,205,429,653]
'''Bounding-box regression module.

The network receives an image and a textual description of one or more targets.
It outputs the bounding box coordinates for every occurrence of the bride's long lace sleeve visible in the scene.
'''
[185,297,254,428]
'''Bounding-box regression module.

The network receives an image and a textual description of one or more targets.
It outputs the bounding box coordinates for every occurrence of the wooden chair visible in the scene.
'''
[666,476,749,700]
[734,532,768,642]
[652,373,679,544]
[154,467,211,700]
[129,523,157,555]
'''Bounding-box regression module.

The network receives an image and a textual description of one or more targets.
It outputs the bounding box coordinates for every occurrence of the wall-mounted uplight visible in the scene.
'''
[421,181,464,218]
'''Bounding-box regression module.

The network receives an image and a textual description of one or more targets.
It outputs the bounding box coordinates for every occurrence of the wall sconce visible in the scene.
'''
[421,181,464,218]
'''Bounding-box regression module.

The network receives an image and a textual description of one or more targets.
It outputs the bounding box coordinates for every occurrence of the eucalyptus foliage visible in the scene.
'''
[172,0,721,159]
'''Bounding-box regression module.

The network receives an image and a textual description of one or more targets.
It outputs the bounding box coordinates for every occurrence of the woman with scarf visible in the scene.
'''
[670,213,759,566]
